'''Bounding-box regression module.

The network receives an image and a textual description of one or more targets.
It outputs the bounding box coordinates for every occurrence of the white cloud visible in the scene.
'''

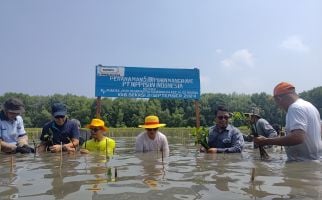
[221,49,254,69]
[280,35,309,52]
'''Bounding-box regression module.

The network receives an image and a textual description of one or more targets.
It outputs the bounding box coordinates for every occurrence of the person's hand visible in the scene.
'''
[254,136,268,146]
[16,145,35,154]
[66,146,76,154]
[17,135,28,147]
[17,141,28,147]
[207,148,217,153]
[37,144,46,153]
[199,146,206,152]
[80,149,90,154]
[49,144,63,153]
[5,144,17,153]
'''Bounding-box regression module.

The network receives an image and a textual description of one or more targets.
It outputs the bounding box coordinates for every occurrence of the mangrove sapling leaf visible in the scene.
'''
[192,127,210,150]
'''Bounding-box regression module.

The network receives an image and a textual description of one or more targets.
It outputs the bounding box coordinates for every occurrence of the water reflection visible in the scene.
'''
[42,154,83,199]
[1,137,322,199]
[0,156,19,199]
[136,152,167,189]
[279,161,322,199]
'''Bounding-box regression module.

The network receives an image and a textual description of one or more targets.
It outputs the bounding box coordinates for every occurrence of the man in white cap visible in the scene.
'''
[0,98,34,153]
[135,115,169,153]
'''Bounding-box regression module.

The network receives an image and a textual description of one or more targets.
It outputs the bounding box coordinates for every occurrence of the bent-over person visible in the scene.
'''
[38,102,79,153]
[0,98,34,153]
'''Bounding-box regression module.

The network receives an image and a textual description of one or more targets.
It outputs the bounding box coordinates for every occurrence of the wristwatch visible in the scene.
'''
[62,145,67,151]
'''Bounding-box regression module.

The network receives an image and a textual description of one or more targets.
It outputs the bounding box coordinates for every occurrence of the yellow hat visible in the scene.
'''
[86,118,108,131]
[139,115,166,129]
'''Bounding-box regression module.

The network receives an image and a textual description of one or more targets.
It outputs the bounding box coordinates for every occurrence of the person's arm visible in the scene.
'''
[37,143,47,153]
[64,138,79,149]
[0,140,16,153]
[79,140,90,154]
[49,136,78,153]
[261,120,278,138]
[62,138,79,153]
[17,134,29,147]
[254,129,305,146]
[49,141,78,153]
[206,127,216,153]
[162,135,169,152]
[135,134,144,152]
[110,139,116,154]
[67,123,80,148]
[61,123,80,152]
[80,148,90,154]
[207,148,217,153]
[38,125,52,152]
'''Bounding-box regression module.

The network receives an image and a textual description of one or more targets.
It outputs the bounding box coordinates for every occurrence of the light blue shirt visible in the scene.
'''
[0,115,26,145]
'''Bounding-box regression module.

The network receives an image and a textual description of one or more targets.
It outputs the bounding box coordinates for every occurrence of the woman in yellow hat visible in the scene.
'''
[80,118,115,155]
[135,115,169,152]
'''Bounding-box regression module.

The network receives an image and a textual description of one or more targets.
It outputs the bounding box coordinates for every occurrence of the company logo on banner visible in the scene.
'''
[95,65,200,99]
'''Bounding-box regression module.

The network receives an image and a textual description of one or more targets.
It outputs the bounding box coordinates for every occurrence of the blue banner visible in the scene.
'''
[95,66,200,99]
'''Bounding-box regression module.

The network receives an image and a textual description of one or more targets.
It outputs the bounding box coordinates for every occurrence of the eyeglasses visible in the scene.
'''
[146,128,157,131]
[55,115,65,119]
[90,127,101,133]
[217,116,229,120]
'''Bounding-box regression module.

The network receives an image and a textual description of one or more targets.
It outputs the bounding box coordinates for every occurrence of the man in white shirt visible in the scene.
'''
[254,82,322,161]
[135,115,169,153]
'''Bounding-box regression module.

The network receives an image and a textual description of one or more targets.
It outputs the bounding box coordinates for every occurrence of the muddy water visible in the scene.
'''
[1,136,322,200]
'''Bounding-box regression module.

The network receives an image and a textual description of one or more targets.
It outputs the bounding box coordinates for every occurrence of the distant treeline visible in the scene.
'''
[1,86,321,128]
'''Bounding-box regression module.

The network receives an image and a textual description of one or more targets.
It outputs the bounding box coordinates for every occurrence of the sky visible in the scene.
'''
[1,0,321,98]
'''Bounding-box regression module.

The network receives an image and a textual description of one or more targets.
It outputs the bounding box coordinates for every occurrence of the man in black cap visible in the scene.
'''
[0,98,34,153]
[38,102,80,153]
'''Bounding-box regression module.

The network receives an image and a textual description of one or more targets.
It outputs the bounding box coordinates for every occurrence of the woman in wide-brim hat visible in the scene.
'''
[80,118,115,155]
[135,115,169,153]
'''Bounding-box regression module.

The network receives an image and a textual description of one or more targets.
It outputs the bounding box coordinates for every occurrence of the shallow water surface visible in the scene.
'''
[1,136,322,200]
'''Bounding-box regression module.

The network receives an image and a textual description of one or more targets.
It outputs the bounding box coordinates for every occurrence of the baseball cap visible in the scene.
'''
[51,103,67,117]
[273,82,295,96]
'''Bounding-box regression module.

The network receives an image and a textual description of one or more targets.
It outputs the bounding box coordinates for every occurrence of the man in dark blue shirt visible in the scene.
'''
[206,105,244,153]
[39,102,80,153]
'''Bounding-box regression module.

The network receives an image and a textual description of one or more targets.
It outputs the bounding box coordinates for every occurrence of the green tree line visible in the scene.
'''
[1,86,321,128]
